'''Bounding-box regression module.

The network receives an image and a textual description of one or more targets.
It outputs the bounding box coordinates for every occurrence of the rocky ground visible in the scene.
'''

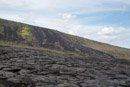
[0,46,130,87]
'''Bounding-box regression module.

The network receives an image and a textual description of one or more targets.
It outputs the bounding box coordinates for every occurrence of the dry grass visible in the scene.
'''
[62,33,130,60]
[0,41,82,58]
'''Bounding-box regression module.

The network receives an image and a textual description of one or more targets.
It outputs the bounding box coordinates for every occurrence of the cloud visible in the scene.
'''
[61,13,75,21]
[98,27,118,36]
[0,0,130,13]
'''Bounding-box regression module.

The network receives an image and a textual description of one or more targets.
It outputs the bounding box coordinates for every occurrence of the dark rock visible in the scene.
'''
[0,46,130,87]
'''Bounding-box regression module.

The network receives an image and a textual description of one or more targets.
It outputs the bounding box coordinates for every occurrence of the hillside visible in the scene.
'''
[62,33,130,60]
[0,18,130,60]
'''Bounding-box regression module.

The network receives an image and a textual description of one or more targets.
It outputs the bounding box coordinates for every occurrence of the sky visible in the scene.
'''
[0,0,130,48]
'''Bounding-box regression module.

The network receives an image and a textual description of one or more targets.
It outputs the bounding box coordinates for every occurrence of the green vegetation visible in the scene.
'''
[19,26,32,40]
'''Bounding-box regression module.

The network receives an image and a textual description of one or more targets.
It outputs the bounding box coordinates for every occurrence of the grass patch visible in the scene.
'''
[19,26,32,40]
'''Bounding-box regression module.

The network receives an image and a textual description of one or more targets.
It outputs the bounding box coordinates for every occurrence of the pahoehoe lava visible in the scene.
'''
[0,46,130,87]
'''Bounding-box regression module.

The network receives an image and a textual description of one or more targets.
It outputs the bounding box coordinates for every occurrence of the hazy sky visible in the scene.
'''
[0,0,130,48]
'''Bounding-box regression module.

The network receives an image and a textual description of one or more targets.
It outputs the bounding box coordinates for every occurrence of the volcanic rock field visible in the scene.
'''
[0,46,130,87]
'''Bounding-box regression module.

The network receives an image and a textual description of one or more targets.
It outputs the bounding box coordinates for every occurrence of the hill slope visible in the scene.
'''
[0,18,130,60]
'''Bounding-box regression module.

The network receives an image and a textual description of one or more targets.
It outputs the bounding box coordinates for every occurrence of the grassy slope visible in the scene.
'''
[62,33,130,60]
[0,18,130,60]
